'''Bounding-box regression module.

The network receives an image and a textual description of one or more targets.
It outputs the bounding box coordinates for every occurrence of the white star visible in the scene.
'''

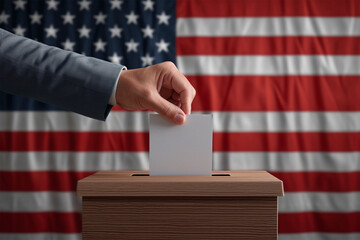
[109,25,122,38]
[61,38,75,51]
[94,12,106,24]
[62,11,75,25]
[29,11,42,24]
[141,53,154,66]
[78,0,91,11]
[125,11,139,24]
[45,25,59,38]
[157,11,170,25]
[142,0,154,11]
[125,39,139,52]
[108,52,122,64]
[94,39,107,52]
[13,0,26,10]
[46,0,59,10]
[0,11,10,24]
[110,0,123,10]
[78,25,91,38]
[156,39,169,52]
[13,25,26,36]
[141,25,154,38]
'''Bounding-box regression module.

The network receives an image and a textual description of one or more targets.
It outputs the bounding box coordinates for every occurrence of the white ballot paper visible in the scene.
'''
[149,114,213,176]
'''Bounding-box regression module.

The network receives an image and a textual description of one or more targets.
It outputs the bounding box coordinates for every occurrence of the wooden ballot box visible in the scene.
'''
[77,171,284,240]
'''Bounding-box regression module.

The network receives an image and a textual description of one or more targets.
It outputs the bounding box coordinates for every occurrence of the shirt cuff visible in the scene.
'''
[109,66,127,106]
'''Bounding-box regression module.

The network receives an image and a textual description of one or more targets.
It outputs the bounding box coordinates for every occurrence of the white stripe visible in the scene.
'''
[177,55,360,75]
[1,190,358,213]
[279,192,360,213]
[2,111,360,132]
[1,151,360,172]
[279,233,360,240]
[0,192,80,212]
[0,234,80,240]
[177,17,360,36]
[0,152,149,171]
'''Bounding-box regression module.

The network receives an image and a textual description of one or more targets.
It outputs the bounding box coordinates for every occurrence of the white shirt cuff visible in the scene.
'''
[109,66,127,106]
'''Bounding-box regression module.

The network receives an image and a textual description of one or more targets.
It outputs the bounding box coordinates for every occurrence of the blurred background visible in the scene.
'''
[1,0,360,239]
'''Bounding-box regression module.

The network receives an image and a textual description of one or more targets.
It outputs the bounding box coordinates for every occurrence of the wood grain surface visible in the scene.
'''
[82,196,278,240]
[77,171,284,197]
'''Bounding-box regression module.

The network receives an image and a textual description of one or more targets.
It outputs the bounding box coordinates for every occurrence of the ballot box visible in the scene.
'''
[77,171,284,240]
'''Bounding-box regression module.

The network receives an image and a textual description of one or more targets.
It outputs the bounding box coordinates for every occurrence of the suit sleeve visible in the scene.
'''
[0,28,123,121]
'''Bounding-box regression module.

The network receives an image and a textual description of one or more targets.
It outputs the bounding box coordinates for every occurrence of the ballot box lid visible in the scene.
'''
[77,171,284,197]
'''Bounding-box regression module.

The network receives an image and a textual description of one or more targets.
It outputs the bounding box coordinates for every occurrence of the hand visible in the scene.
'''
[115,61,196,125]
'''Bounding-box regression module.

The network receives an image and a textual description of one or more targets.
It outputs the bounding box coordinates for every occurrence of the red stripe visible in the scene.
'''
[0,171,94,191]
[1,171,360,192]
[0,212,80,233]
[279,212,360,233]
[2,132,360,151]
[177,0,360,17]
[271,172,360,192]
[188,75,360,111]
[177,37,360,55]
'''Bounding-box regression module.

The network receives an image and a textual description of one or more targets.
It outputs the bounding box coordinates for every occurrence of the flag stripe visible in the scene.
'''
[0,234,81,240]
[0,212,81,233]
[189,75,360,111]
[177,0,360,17]
[5,111,360,132]
[0,192,80,212]
[178,56,360,75]
[1,171,359,192]
[2,151,360,172]
[177,37,360,55]
[278,212,360,233]
[3,132,360,151]
[177,17,360,37]
[2,191,359,213]
[279,233,360,240]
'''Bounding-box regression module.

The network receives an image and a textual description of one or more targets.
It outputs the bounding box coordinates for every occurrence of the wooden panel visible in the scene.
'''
[82,196,278,240]
[78,171,284,197]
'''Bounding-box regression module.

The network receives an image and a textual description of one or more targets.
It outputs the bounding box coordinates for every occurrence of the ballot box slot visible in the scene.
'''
[131,174,231,176]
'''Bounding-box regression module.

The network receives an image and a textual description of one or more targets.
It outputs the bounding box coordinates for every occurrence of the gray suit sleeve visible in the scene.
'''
[0,28,123,121]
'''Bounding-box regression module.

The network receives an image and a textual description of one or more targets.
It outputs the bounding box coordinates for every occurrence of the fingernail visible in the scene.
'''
[174,113,185,124]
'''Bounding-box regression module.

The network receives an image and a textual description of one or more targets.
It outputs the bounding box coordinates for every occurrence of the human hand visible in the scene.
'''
[115,61,196,125]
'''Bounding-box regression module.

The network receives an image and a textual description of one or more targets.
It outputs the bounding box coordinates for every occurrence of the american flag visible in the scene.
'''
[1,0,360,239]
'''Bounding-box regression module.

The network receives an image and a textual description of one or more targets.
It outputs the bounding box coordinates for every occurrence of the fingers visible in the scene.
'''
[146,92,186,125]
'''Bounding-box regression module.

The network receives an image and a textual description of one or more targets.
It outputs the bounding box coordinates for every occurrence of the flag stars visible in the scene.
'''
[30,11,42,24]
[125,39,139,52]
[13,0,26,10]
[62,12,75,25]
[78,25,91,38]
[141,53,154,66]
[94,12,107,25]
[78,0,91,11]
[0,11,10,24]
[62,38,75,51]
[157,11,170,25]
[125,11,139,25]
[94,39,107,52]
[109,25,122,38]
[156,39,169,52]
[142,0,155,11]
[46,0,59,10]
[109,53,122,64]
[110,0,123,10]
[45,25,59,38]
[13,25,26,36]
[141,25,154,38]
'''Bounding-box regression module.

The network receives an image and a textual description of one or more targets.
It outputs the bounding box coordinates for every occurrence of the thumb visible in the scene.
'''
[148,93,186,125]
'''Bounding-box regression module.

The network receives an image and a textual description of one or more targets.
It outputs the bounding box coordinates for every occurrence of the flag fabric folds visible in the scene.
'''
[1,0,360,239]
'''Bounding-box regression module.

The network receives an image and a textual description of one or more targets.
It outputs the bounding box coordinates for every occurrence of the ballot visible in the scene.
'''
[149,114,213,176]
